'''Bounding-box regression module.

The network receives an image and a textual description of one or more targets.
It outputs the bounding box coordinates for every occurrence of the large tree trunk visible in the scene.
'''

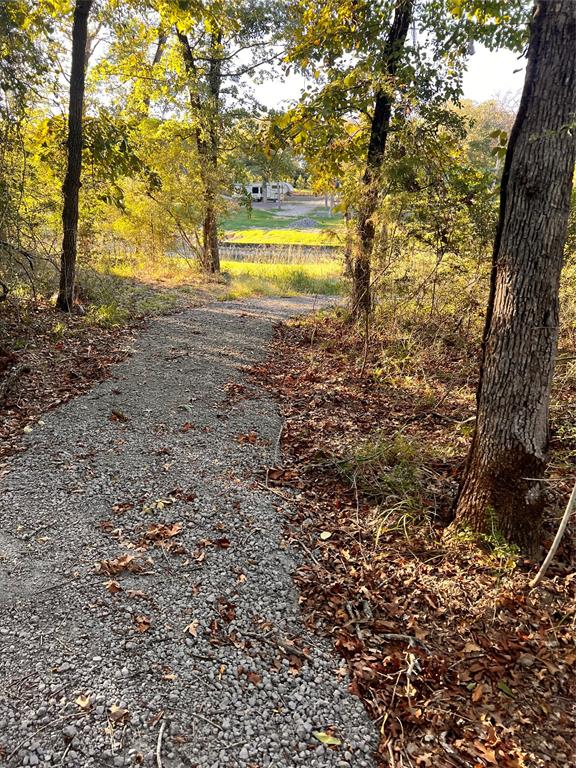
[454,0,576,552]
[351,0,412,319]
[57,0,92,312]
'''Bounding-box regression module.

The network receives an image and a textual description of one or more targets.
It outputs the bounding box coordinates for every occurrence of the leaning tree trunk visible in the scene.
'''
[57,0,92,312]
[350,0,413,319]
[454,0,576,553]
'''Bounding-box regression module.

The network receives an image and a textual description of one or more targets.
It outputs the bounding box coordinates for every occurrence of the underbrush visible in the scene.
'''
[253,277,576,767]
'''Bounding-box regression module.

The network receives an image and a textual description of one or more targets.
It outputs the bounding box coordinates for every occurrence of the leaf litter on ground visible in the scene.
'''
[253,309,576,768]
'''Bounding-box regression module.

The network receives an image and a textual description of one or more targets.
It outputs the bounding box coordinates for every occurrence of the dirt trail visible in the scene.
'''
[0,297,375,768]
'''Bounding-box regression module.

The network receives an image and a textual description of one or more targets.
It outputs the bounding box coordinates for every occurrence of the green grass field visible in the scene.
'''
[224,228,341,246]
[78,253,344,324]
[220,259,344,299]
[221,207,343,231]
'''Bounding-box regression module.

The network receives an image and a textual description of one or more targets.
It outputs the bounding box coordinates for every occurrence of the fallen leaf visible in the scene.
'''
[110,409,129,423]
[126,590,148,600]
[319,531,332,540]
[133,614,151,633]
[312,731,342,746]
[96,554,146,576]
[234,432,258,444]
[497,680,515,697]
[109,705,130,723]
[105,580,122,594]
[471,683,484,703]
[75,695,91,710]
[144,522,183,541]
[184,621,199,637]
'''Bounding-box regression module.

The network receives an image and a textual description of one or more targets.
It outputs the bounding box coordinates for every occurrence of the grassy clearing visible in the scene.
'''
[220,259,344,300]
[224,228,341,246]
[3,249,344,341]
[221,207,343,231]
[76,252,344,321]
[77,253,216,324]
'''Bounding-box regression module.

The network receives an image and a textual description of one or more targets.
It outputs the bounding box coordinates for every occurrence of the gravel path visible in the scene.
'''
[0,297,376,768]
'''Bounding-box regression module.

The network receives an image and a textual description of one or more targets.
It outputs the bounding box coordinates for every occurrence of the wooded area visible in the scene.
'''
[1,1,575,766]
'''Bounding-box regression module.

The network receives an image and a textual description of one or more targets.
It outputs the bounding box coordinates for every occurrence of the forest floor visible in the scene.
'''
[0,296,376,768]
[1,295,574,768]
[253,309,576,768]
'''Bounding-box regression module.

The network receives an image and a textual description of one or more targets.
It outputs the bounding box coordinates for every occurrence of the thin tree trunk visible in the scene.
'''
[351,0,413,320]
[201,31,222,273]
[343,207,353,278]
[57,0,92,312]
[140,31,167,117]
[453,0,576,553]
[177,27,221,273]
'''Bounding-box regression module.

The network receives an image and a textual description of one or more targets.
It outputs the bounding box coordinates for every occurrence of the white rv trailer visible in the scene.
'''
[237,182,294,202]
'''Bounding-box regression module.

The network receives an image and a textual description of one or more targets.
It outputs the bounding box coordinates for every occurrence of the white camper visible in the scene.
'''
[240,182,294,202]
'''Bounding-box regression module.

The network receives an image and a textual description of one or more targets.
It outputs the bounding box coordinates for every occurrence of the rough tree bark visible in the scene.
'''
[201,31,222,273]
[57,0,92,312]
[351,0,413,319]
[177,28,221,274]
[454,0,576,552]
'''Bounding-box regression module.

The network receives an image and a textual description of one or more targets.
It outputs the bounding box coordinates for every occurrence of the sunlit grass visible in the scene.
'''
[72,252,344,324]
[224,228,341,246]
[220,259,344,299]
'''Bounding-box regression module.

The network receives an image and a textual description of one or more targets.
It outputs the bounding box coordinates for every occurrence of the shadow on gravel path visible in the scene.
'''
[0,297,375,768]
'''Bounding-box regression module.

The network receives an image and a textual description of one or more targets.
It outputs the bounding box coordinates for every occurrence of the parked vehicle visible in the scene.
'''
[234,182,294,202]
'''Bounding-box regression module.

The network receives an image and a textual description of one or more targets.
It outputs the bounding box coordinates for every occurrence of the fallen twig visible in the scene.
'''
[156,720,166,768]
[257,480,292,501]
[530,478,576,587]
[7,713,81,762]
[380,633,431,653]
[190,711,223,731]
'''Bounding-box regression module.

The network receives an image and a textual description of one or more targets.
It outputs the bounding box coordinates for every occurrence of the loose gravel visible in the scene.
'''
[0,297,377,768]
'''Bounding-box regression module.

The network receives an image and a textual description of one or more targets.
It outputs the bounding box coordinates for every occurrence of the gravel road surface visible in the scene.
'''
[0,297,376,768]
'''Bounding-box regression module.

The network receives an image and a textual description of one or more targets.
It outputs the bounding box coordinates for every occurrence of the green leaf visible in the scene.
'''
[312,731,342,746]
[497,680,514,698]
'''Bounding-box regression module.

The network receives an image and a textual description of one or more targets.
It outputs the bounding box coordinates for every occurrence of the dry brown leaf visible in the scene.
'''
[109,705,130,723]
[133,614,151,633]
[95,554,146,576]
[471,683,484,703]
[184,620,199,637]
[75,695,91,710]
